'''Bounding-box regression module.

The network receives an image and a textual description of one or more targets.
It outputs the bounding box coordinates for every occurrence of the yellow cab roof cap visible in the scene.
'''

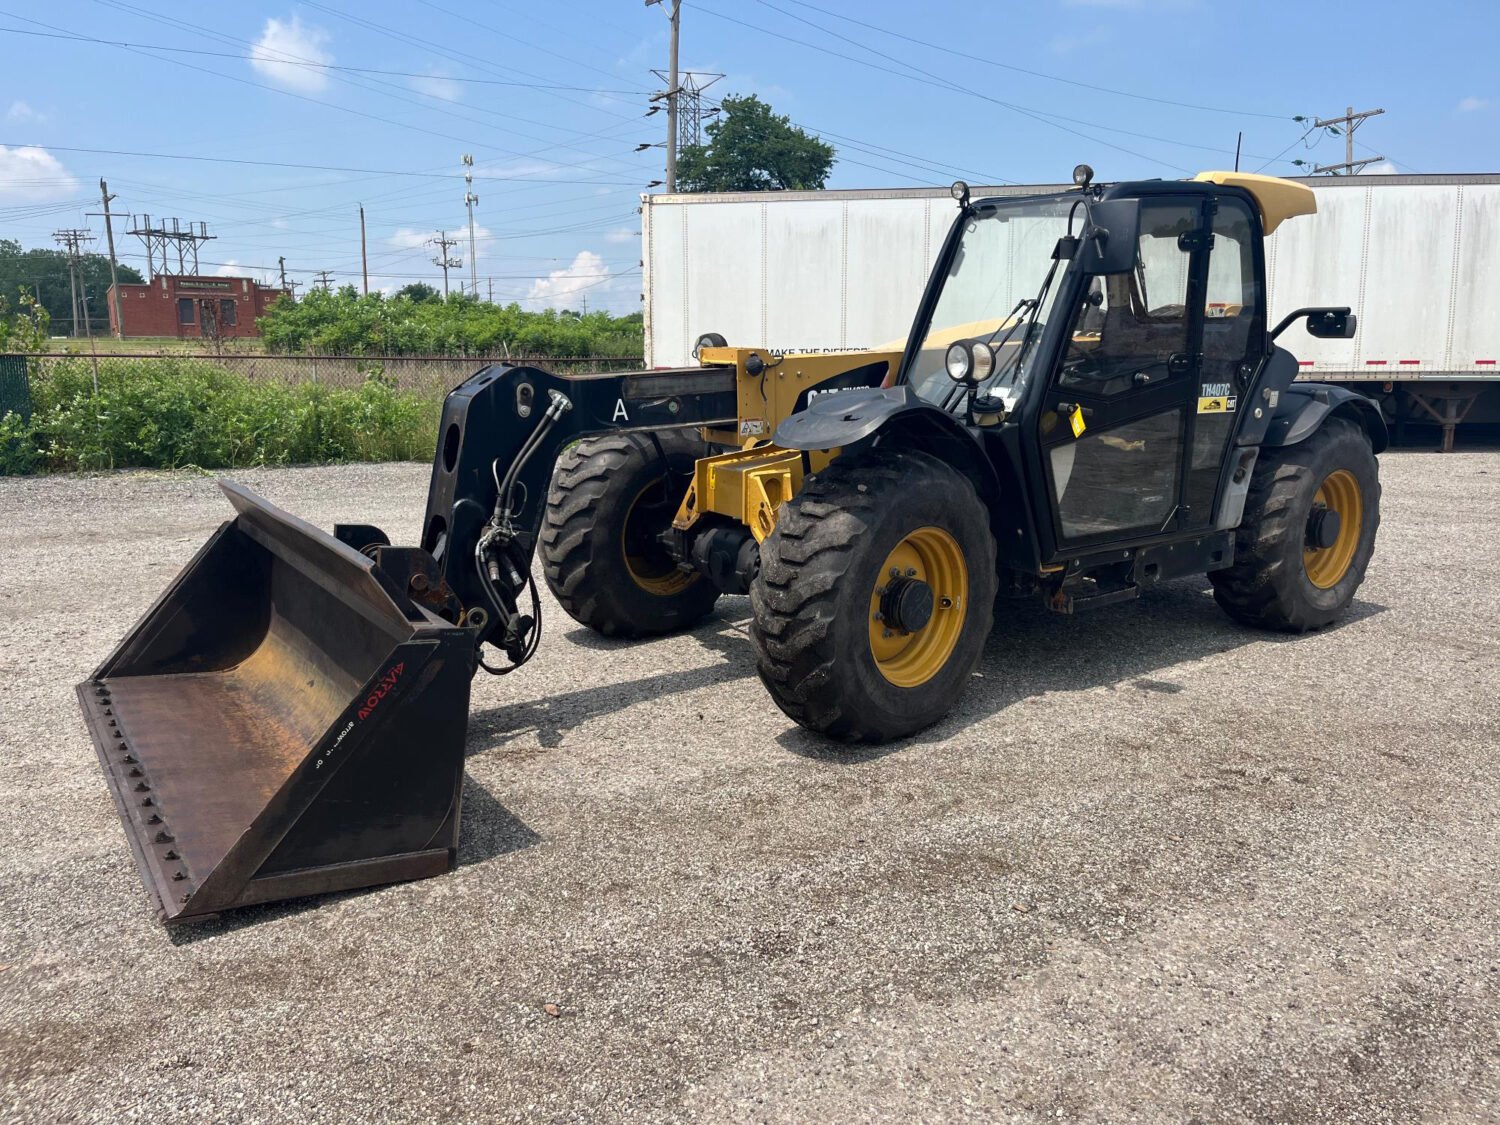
[1192,171,1317,234]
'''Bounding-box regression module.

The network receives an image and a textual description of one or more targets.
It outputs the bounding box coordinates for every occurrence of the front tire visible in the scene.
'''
[542,430,719,637]
[750,449,997,742]
[1210,417,1380,632]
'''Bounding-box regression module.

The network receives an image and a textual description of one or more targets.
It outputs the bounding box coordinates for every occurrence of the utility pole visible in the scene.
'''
[1309,106,1385,176]
[87,179,125,338]
[487,276,494,303]
[646,0,682,191]
[313,270,336,292]
[359,205,369,295]
[53,228,95,336]
[463,154,479,298]
[666,0,680,191]
[430,230,462,298]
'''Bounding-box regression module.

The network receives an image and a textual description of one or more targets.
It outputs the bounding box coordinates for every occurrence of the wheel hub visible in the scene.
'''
[881,576,934,633]
[1305,506,1342,550]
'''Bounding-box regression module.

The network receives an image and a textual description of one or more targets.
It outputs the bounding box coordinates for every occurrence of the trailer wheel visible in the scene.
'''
[542,430,719,637]
[750,449,997,742]
[1211,417,1380,632]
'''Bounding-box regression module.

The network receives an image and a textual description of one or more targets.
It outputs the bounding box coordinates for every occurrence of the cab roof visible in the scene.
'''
[1192,171,1317,234]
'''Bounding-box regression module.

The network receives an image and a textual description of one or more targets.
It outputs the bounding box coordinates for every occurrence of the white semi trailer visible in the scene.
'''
[640,174,1500,448]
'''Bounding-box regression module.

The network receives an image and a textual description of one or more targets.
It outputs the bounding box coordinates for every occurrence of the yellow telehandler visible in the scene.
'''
[79,169,1384,922]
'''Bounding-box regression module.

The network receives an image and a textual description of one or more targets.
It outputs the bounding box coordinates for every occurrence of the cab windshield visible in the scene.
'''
[906,194,1081,411]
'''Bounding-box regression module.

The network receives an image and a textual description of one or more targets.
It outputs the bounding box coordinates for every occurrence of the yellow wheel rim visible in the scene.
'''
[1303,468,1363,589]
[868,526,969,688]
[622,480,694,596]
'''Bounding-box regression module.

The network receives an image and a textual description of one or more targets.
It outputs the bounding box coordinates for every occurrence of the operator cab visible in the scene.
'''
[898,168,1315,560]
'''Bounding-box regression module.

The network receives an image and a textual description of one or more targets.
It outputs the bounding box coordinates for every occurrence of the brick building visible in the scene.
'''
[107,275,291,339]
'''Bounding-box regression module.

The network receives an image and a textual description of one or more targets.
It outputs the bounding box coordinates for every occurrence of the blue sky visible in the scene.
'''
[2,0,1495,312]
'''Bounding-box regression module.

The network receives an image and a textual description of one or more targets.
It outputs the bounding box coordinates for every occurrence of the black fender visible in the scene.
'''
[773,385,1007,530]
[1263,382,1389,454]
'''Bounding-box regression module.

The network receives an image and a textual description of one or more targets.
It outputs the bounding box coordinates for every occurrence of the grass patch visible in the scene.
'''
[1,356,441,475]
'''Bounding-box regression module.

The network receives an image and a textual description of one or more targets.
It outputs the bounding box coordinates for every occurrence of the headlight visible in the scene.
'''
[945,341,972,382]
[970,342,995,382]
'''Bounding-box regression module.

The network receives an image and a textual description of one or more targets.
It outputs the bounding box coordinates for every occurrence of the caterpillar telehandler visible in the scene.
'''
[79,168,1384,923]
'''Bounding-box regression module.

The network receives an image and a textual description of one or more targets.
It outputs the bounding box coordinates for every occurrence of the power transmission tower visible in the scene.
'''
[313,270,336,292]
[87,179,125,338]
[430,230,462,298]
[645,0,682,191]
[52,228,95,337]
[669,71,724,149]
[1309,107,1386,176]
[126,216,215,276]
[463,154,479,297]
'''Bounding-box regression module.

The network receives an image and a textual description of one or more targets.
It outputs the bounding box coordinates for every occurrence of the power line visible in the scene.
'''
[778,0,1293,121]
[7,7,649,179]
[0,26,650,95]
[0,142,648,185]
[732,0,1310,172]
[693,1,1193,172]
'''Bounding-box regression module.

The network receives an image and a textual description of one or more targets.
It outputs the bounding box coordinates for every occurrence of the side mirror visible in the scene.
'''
[1306,309,1357,339]
[1077,198,1140,275]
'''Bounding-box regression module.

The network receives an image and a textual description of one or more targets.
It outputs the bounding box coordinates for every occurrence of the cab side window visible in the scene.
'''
[1058,200,1199,396]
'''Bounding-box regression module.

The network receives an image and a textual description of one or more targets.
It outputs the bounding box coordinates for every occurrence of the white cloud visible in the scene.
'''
[410,73,462,102]
[248,16,332,93]
[1357,161,1399,175]
[6,100,42,123]
[0,145,78,203]
[389,228,437,250]
[603,226,638,244]
[1458,96,1490,112]
[527,250,611,308]
[214,260,243,277]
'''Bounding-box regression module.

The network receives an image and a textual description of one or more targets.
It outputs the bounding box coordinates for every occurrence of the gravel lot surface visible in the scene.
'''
[1,452,1496,1122]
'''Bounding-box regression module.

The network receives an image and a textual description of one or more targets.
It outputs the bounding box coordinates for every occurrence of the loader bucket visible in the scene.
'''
[76,481,474,925]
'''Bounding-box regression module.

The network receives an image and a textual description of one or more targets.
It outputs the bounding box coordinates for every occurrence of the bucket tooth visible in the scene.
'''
[77,481,474,925]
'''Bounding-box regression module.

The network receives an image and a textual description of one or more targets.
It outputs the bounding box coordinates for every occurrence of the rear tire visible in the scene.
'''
[542,430,719,637]
[1211,417,1380,632]
[750,449,997,742]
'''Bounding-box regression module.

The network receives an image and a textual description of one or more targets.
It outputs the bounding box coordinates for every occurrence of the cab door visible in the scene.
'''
[1034,196,1209,554]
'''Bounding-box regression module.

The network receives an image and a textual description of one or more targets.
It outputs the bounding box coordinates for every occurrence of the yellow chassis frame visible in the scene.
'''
[671,345,902,542]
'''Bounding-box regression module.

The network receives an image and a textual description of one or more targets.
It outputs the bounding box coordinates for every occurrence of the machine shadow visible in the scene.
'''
[465,604,759,751]
[455,774,542,867]
[776,579,1388,762]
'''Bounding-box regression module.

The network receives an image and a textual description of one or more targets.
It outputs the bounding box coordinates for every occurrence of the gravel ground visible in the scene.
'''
[1,452,1496,1123]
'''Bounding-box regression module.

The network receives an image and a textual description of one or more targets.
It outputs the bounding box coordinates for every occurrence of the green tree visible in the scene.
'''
[0,239,144,336]
[676,95,836,192]
[395,281,440,303]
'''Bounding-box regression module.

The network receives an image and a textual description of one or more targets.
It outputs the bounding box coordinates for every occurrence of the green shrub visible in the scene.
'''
[257,286,644,358]
[2,357,441,475]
